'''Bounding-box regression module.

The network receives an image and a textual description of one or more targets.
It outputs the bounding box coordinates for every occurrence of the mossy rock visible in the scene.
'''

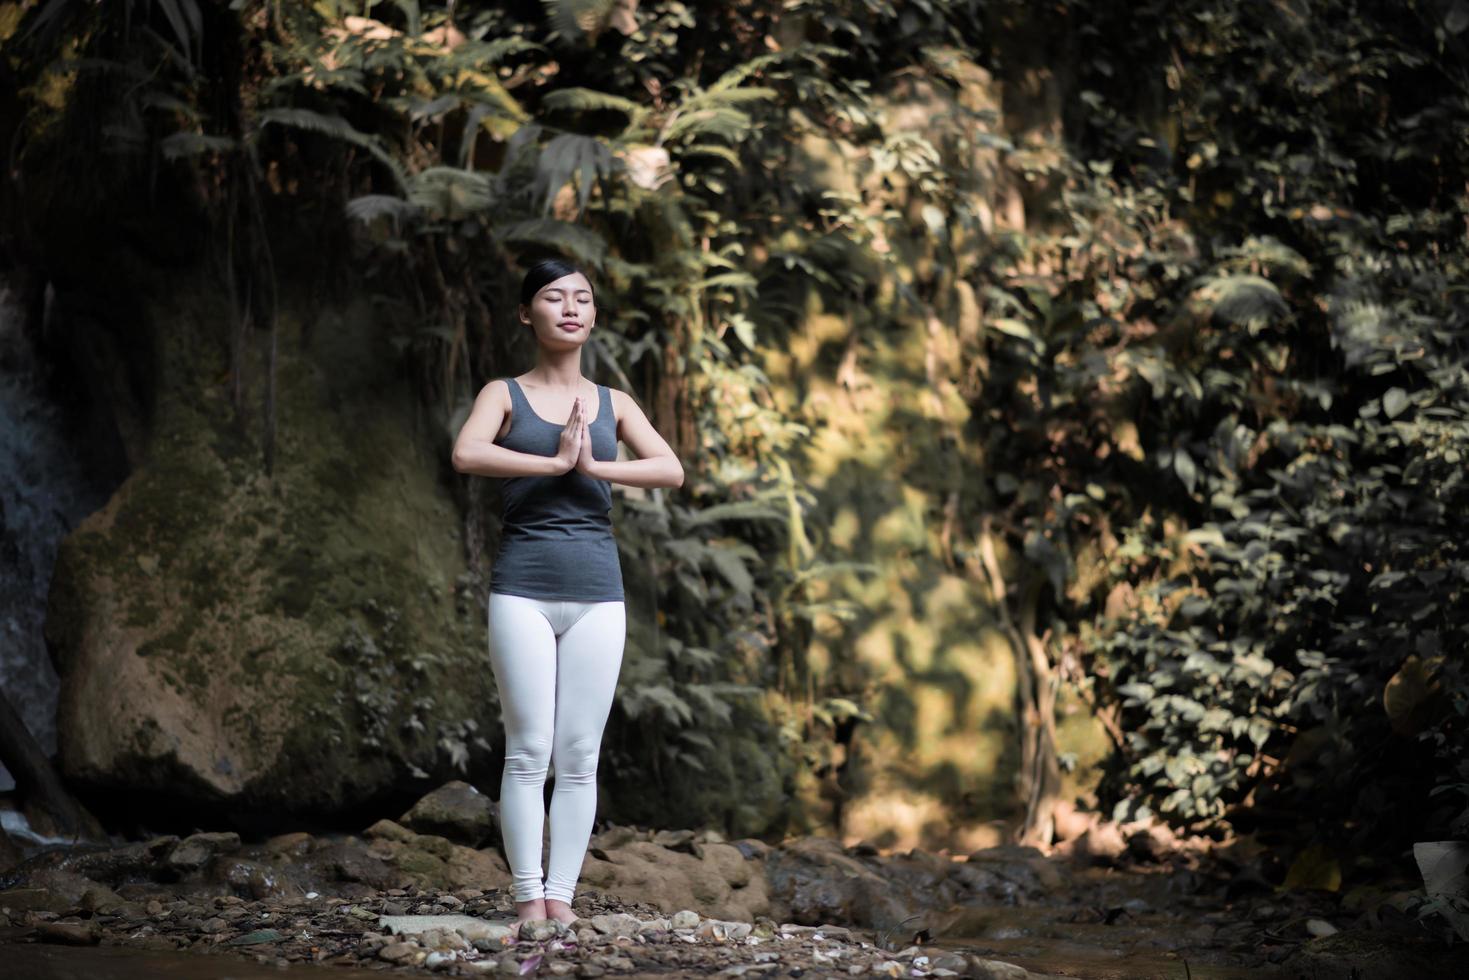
[45,277,492,817]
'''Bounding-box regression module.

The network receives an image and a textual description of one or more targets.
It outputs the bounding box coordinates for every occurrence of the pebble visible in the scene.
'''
[379,941,422,962]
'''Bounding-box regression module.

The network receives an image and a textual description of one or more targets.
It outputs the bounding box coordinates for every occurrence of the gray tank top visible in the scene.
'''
[489,377,624,602]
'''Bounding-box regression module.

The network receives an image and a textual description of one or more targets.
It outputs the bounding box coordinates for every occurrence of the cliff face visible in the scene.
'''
[44,270,493,818]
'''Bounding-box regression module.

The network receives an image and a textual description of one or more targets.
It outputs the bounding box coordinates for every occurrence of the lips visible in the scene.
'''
[558,321,581,330]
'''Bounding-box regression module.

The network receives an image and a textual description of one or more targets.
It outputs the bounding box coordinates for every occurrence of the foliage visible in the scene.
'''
[8,0,1468,857]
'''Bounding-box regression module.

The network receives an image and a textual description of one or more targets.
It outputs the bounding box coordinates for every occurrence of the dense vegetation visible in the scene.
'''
[5,0,1465,881]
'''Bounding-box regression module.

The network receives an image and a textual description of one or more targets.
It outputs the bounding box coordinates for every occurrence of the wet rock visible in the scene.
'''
[400,781,498,847]
[167,831,241,873]
[37,919,102,945]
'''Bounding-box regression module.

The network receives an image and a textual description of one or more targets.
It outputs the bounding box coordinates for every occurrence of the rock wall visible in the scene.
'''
[44,270,493,820]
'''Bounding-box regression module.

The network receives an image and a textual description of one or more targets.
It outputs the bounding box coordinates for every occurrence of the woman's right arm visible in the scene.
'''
[451,380,578,478]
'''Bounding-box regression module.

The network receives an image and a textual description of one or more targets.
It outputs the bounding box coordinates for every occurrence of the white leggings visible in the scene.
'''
[486,591,626,904]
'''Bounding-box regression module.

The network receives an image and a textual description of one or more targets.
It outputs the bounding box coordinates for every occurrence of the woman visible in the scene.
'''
[450,258,684,930]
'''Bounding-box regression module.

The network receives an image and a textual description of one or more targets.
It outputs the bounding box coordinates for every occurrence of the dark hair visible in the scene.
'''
[519,257,594,307]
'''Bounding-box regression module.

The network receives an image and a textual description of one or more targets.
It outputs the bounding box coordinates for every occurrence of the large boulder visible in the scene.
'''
[44,279,492,819]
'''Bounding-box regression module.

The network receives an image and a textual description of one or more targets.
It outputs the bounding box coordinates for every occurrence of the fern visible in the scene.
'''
[531,131,616,216]
[258,106,408,190]
[158,131,237,160]
[542,86,646,121]
[494,217,608,269]
[408,165,496,219]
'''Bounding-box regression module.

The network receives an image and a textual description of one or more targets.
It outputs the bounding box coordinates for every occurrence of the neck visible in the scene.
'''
[528,349,585,389]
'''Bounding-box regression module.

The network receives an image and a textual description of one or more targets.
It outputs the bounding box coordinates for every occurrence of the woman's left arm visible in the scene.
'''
[577,389,684,489]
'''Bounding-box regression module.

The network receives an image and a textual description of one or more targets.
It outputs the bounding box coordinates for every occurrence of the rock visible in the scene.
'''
[652,829,698,853]
[167,831,241,873]
[1125,823,1173,863]
[965,957,1031,980]
[379,941,422,963]
[424,950,456,969]
[263,831,313,857]
[55,836,178,883]
[225,928,285,945]
[44,291,492,817]
[930,952,970,972]
[576,964,606,978]
[957,844,1065,902]
[764,836,911,930]
[588,912,642,937]
[635,916,670,935]
[1305,918,1339,937]
[1069,822,1127,866]
[400,781,497,847]
[519,917,561,941]
[577,838,768,921]
[37,919,102,945]
[670,909,701,929]
[0,886,73,914]
[210,857,290,900]
[26,869,123,911]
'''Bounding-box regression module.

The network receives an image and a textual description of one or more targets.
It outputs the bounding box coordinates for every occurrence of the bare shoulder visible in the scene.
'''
[607,386,645,415]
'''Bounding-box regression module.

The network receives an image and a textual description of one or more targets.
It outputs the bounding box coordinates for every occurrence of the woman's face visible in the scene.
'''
[521,272,596,346]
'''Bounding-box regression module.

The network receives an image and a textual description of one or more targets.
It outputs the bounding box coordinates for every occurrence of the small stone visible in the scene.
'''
[588,913,642,937]
[200,917,228,933]
[425,950,457,969]
[1306,918,1339,937]
[670,909,700,930]
[577,964,606,978]
[461,922,516,944]
[519,917,560,941]
[966,957,1030,980]
[379,941,422,963]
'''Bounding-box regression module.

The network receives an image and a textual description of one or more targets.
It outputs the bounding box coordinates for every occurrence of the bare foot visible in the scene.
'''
[544,898,578,926]
[512,897,547,933]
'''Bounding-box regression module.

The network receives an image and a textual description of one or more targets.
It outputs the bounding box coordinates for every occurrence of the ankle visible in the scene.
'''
[514,897,547,919]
